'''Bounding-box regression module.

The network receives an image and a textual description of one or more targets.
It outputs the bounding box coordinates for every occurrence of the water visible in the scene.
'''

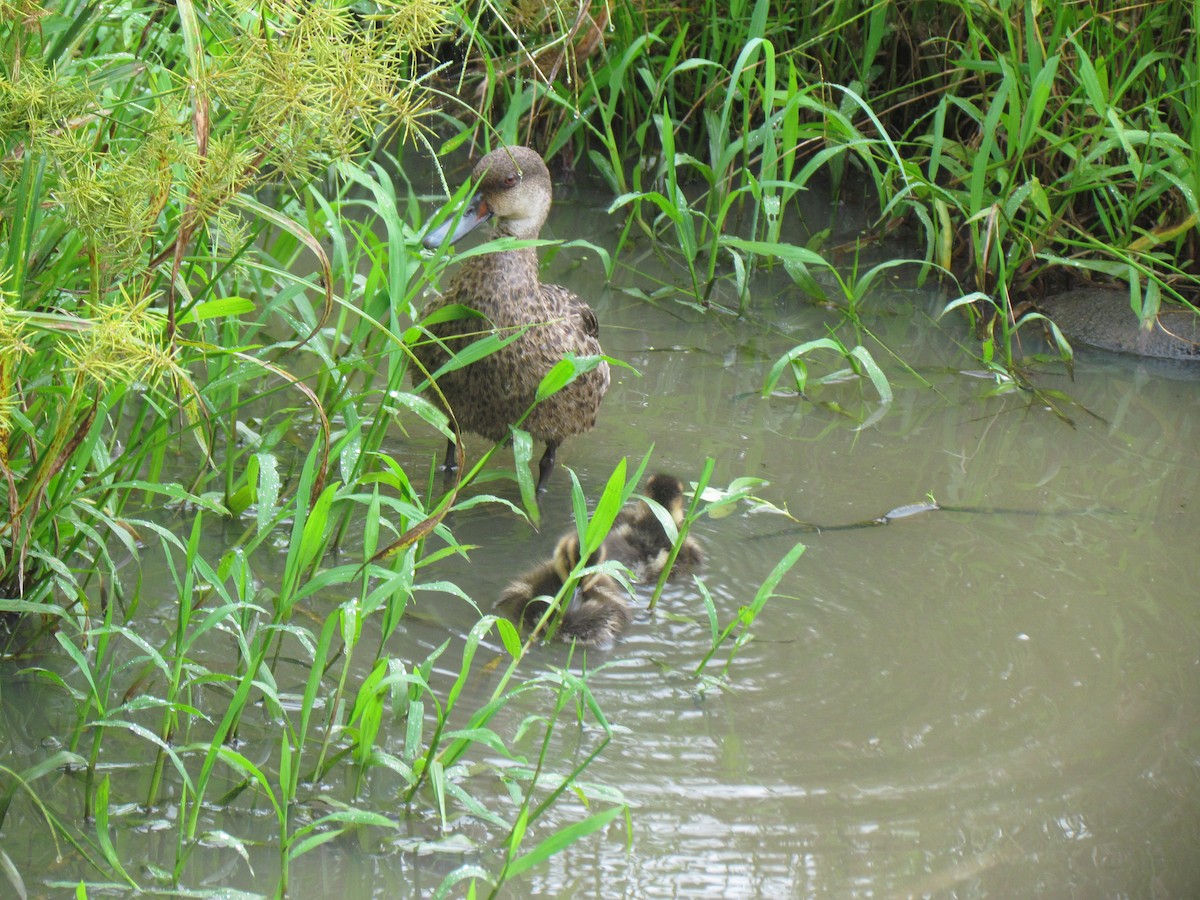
[343,186,1199,895]
[4,176,1199,897]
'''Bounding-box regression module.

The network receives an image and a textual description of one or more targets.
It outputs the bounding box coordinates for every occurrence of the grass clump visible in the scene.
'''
[0,3,662,895]
[0,0,448,602]
[431,0,1199,372]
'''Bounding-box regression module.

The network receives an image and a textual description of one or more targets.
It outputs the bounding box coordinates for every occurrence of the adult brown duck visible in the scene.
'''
[415,146,610,491]
[496,534,633,649]
[604,473,703,582]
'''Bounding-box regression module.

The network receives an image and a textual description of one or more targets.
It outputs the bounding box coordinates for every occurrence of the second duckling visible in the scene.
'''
[604,473,703,582]
[497,534,632,649]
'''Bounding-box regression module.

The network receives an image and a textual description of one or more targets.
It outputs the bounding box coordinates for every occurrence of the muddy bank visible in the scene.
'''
[1037,287,1200,360]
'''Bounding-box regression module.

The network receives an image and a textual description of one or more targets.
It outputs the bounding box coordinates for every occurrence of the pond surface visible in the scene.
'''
[5,172,1200,898]
[397,182,1200,897]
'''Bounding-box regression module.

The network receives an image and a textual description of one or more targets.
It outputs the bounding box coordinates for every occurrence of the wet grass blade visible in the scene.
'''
[695,541,806,680]
[504,806,624,881]
[93,776,137,888]
[648,457,714,612]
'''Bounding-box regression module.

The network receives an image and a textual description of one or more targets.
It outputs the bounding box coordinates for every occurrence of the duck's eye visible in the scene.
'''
[504,173,519,187]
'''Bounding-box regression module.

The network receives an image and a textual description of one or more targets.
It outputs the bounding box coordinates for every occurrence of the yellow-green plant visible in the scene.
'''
[0,2,448,609]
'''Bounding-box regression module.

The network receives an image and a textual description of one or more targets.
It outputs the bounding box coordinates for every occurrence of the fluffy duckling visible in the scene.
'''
[497,534,632,649]
[604,473,703,582]
[416,146,610,491]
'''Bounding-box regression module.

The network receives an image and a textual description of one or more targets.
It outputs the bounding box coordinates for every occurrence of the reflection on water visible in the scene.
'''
[5,177,1200,897]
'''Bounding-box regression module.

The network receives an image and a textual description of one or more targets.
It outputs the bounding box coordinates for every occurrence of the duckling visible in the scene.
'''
[604,473,703,582]
[415,146,610,491]
[497,534,632,649]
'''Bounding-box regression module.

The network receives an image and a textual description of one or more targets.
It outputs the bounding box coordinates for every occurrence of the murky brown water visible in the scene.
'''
[4,174,1199,897]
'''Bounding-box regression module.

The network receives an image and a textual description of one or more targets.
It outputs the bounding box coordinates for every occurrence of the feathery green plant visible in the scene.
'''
[0,1,451,608]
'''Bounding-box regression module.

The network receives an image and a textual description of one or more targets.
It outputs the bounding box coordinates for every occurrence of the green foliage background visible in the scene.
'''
[0,0,1195,894]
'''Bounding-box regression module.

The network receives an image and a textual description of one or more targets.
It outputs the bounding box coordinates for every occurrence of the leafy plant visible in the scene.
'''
[438,0,1200,371]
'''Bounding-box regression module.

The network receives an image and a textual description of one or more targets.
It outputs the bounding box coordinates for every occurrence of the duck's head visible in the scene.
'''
[423,146,552,248]
[551,533,607,594]
[644,473,687,521]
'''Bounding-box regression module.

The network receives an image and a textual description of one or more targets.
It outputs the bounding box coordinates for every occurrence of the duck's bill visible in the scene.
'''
[422,194,492,249]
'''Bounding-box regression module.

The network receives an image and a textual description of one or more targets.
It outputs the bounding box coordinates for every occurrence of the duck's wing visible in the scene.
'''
[541,284,603,344]
[579,303,600,340]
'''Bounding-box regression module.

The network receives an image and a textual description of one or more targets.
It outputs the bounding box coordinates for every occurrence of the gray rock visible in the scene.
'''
[1037,287,1200,360]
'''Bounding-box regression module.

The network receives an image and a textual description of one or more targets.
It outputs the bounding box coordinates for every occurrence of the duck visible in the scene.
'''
[603,473,703,582]
[415,145,610,491]
[497,533,633,649]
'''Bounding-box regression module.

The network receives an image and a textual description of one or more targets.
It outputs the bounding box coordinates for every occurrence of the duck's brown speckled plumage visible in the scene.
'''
[604,473,703,582]
[497,534,632,649]
[414,146,610,488]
